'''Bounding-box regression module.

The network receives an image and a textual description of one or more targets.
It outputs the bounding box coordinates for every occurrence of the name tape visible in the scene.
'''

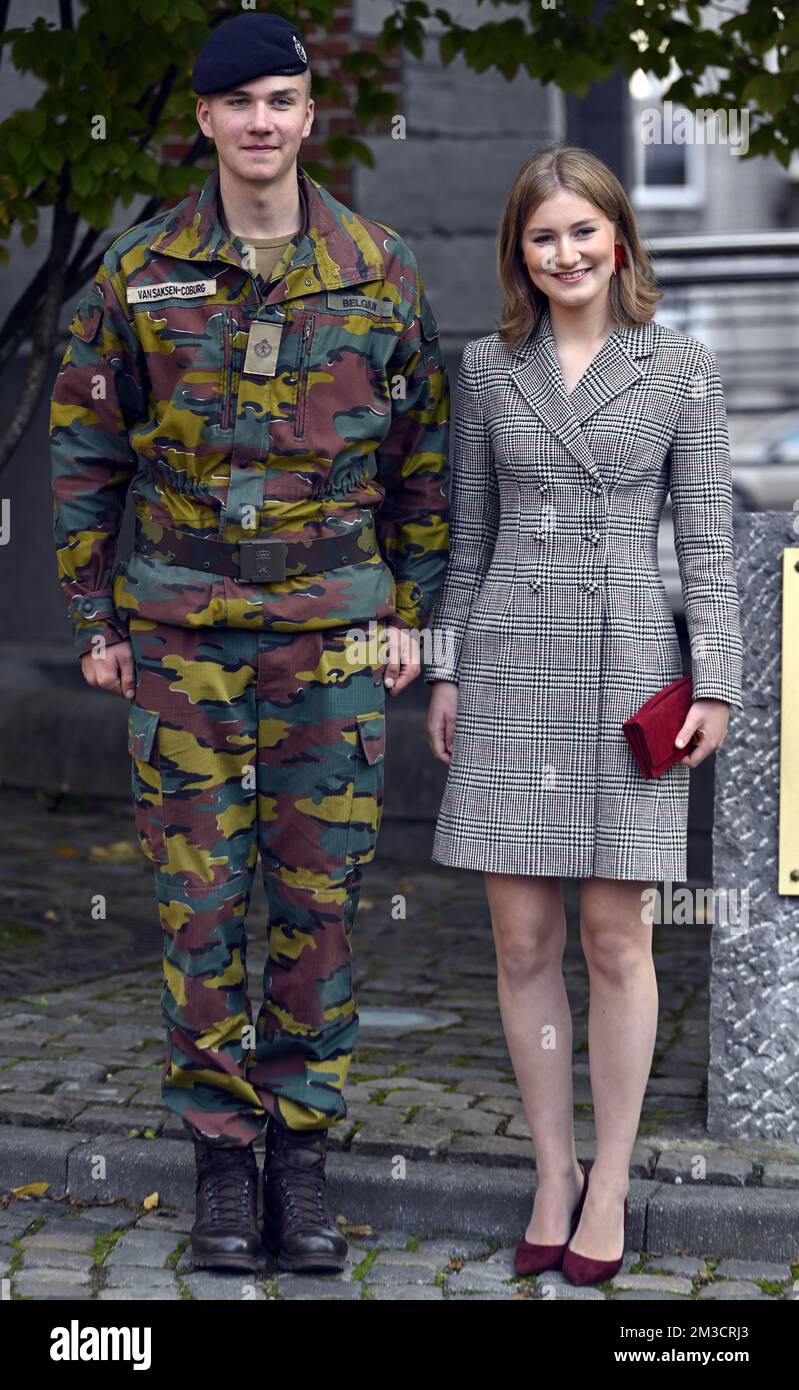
[326,292,394,317]
[126,279,217,304]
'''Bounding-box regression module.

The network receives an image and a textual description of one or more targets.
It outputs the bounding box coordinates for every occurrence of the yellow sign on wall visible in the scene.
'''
[779,549,799,894]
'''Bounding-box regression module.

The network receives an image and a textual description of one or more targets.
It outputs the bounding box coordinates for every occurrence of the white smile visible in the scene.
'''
[553,268,592,282]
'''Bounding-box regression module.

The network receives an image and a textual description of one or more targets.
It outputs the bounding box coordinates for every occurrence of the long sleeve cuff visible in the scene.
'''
[68,591,129,660]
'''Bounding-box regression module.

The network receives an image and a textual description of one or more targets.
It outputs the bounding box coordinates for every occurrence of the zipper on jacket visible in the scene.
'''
[293,314,314,440]
[220,309,233,430]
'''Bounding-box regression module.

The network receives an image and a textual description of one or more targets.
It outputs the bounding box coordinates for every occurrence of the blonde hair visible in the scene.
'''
[496,144,661,350]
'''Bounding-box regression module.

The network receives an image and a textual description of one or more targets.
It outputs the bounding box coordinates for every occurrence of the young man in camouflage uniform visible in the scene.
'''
[50,12,450,1274]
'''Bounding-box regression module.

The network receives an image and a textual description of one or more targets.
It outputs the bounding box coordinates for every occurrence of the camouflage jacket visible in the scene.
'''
[50,165,450,658]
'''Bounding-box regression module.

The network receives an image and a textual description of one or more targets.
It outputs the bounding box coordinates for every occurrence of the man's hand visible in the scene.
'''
[673,698,731,767]
[80,639,136,699]
[426,680,458,764]
[382,625,421,695]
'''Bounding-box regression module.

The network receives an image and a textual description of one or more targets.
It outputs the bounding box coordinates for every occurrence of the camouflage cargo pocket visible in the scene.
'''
[345,709,386,867]
[128,704,167,865]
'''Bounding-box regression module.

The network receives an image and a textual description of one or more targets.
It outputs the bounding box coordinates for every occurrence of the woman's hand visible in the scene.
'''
[673,698,731,767]
[427,681,459,764]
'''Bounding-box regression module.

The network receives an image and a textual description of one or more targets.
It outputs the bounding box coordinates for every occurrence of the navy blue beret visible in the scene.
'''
[192,12,309,96]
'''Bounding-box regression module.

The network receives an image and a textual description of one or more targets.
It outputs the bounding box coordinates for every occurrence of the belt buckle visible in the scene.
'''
[237,539,288,583]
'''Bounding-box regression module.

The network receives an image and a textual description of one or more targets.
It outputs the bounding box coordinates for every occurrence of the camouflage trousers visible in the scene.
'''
[127,615,387,1147]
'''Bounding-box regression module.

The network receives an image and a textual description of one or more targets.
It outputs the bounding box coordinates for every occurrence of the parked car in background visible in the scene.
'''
[660,411,799,614]
[647,231,799,617]
[727,412,799,508]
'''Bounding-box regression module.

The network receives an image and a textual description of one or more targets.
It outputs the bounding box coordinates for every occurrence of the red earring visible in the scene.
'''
[613,243,628,276]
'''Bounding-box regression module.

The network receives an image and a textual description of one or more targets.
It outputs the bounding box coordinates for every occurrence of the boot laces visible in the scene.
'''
[199,1149,257,1224]
[275,1158,329,1227]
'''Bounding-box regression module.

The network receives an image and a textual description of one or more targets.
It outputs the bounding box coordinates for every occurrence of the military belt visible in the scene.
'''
[134,517,378,584]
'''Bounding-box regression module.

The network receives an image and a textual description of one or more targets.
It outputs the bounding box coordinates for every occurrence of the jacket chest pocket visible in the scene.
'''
[134,301,234,433]
[128,705,167,866]
[286,305,395,449]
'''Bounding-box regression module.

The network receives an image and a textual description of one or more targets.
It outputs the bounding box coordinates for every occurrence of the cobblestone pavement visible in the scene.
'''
[1,789,798,1300]
[1,1195,797,1301]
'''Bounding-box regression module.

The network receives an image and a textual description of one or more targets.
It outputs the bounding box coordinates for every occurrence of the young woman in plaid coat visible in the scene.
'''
[425,146,743,1284]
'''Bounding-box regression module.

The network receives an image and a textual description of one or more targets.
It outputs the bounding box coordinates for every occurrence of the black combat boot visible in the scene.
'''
[261,1119,348,1272]
[190,1135,261,1271]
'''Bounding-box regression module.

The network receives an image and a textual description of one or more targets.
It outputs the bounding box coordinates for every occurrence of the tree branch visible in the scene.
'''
[0,166,77,476]
[0,0,12,81]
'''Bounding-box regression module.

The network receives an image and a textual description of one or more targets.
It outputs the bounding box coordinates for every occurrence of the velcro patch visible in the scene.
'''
[243,321,283,378]
[326,291,394,317]
[126,279,217,304]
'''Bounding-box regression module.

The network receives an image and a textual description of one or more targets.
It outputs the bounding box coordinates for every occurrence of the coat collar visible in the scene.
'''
[146,165,385,304]
[507,303,657,480]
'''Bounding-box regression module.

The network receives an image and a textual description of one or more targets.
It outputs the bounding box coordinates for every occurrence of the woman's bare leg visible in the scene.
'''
[484,872,583,1243]
[569,876,658,1260]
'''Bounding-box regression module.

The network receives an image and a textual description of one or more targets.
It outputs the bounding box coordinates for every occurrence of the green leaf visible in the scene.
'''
[439,29,462,65]
[74,33,93,66]
[742,74,788,116]
[70,163,94,196]
[135,153,158,185]
[39,144,63,173]
[7,131,31,164]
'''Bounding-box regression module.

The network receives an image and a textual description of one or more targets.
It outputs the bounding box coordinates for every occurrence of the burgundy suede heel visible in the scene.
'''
[514,1162,589,1277]
[562,1186,629,1287]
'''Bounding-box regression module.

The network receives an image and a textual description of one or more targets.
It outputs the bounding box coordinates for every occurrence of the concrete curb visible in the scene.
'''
[2,1126,798,1261]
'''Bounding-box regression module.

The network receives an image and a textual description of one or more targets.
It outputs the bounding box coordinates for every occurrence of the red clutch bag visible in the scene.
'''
[622,674,695,779]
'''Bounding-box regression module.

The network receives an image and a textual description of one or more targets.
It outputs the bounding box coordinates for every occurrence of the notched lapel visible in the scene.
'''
[507,307,656,479]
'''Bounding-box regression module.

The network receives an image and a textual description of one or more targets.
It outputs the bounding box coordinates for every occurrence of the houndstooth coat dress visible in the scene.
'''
[423,305,744,881]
